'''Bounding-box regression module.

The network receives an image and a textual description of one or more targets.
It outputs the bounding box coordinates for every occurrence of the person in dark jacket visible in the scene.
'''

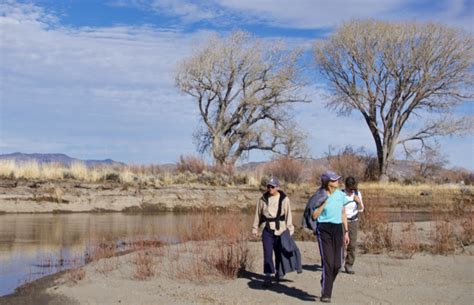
[302,186,328,234]
[312,171,350,303]
[252,176,294,287]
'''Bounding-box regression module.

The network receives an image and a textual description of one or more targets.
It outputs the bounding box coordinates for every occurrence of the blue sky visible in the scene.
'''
[0,0,473,169]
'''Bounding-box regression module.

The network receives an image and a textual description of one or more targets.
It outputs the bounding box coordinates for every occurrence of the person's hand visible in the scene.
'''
[353,195,361,204]
[252,231,258,238]
[344,231,350,246]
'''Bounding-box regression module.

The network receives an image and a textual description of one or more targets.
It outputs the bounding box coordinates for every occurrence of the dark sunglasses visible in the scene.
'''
[267,185,276,189]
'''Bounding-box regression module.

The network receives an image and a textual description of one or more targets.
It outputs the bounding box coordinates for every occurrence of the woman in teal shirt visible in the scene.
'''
[312,171,350,303]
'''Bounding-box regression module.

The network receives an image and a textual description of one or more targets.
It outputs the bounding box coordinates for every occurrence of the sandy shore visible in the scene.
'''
[2,241,472,305]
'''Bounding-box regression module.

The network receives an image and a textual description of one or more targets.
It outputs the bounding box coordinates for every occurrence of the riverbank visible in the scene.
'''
[1,241,472,305]
[0,179,266,213]
[0,178,470,213]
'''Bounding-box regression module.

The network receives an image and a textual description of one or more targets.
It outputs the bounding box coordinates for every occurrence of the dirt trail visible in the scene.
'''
[3,242,471,305]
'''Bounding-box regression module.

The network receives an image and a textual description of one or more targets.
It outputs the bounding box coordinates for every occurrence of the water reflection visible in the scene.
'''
[0,210,435,296]
[0,213,253,296]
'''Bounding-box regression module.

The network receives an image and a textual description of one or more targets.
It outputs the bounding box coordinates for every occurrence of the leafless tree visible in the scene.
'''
[314,20,473,181]
[412,143,448,180]
[325,145,372,181]
[176,31,309,166]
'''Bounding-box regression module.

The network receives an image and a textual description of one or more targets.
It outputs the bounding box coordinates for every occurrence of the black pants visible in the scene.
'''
[316,222,343,299]
[262,227,281,274]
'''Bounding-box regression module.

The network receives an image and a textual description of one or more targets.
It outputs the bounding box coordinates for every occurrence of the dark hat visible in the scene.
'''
[266,176,280,187]
[321,171,341,184]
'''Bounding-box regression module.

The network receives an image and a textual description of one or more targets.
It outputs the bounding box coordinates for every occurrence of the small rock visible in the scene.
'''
[420,190,432,196]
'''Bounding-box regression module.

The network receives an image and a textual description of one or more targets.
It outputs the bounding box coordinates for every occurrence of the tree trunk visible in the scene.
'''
[378,140,395,182]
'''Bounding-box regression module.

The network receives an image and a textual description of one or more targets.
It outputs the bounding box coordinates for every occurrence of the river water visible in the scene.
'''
[0,210,435,296]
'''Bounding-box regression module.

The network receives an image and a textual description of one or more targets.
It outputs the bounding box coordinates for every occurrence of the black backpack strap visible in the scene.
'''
[274,191,285,230]
[260,191,287,231]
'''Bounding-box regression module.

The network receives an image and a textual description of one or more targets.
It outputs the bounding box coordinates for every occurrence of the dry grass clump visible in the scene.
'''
[453,189,473,248]
[0,159,139,184]
[452,188,472,216]
[431,219,457,254]
[390,221,420,259]
[119,168,135,184]
[326,147,369,182]
[15,161,41,179]
[177,155,207,174]
[40,163,65,180]
[427,189,473,253]
[85,236,165,277]
[69,162,89,180]
[0,159,16,177]
[180,212,245,242]
[360,182,457,194]
[170,213,254,281]
[128,164,164,175]
[85,239,117,262]
[44,184,66,203]
[172,239,254,282]
[263,157,304,184]
[211,236,254,278]
[460,213,473,247]
[66,267,86,284]
[133,250,156,280]
[359,182,470,211]
[85,238,122,273]
[70,162,110,183]
[360,203,393,253]
[360,197,472,257]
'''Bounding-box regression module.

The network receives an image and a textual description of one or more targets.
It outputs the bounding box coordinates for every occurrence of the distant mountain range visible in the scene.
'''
[0,152,125,167]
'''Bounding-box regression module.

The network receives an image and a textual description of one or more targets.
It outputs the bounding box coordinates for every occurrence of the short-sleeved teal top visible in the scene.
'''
[317,189,350,224]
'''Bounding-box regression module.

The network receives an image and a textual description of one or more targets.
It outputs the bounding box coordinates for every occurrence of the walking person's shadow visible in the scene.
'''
[302,263,322,272]
[240,270,317,302]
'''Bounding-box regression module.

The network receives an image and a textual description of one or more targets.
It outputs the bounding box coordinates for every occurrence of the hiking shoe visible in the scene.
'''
[262,276,272,288]
[275,274,284,282]
[345,265,355,274]
[320,297,331,303]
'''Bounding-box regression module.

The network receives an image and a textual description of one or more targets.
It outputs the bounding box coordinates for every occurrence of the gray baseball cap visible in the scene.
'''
[321,171,341,183]
[266,176,280,187]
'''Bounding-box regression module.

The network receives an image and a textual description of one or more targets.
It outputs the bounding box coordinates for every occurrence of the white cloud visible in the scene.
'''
[217,0,405,29]
[110,0,219,23]
[111,0,473,31]
[220,0,473,30]
[0,1,210,162]
[1,1,472,168]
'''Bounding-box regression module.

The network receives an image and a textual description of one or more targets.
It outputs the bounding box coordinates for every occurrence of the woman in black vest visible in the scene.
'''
[252,176,294,287]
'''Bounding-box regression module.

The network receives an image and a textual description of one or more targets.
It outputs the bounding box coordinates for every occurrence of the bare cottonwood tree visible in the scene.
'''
[314,20,473,181]
[176,31,309,166]
[412,143,448,180]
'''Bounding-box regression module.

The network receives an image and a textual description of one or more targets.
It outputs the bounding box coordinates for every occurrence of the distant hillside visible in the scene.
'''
[0,152,125,167]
